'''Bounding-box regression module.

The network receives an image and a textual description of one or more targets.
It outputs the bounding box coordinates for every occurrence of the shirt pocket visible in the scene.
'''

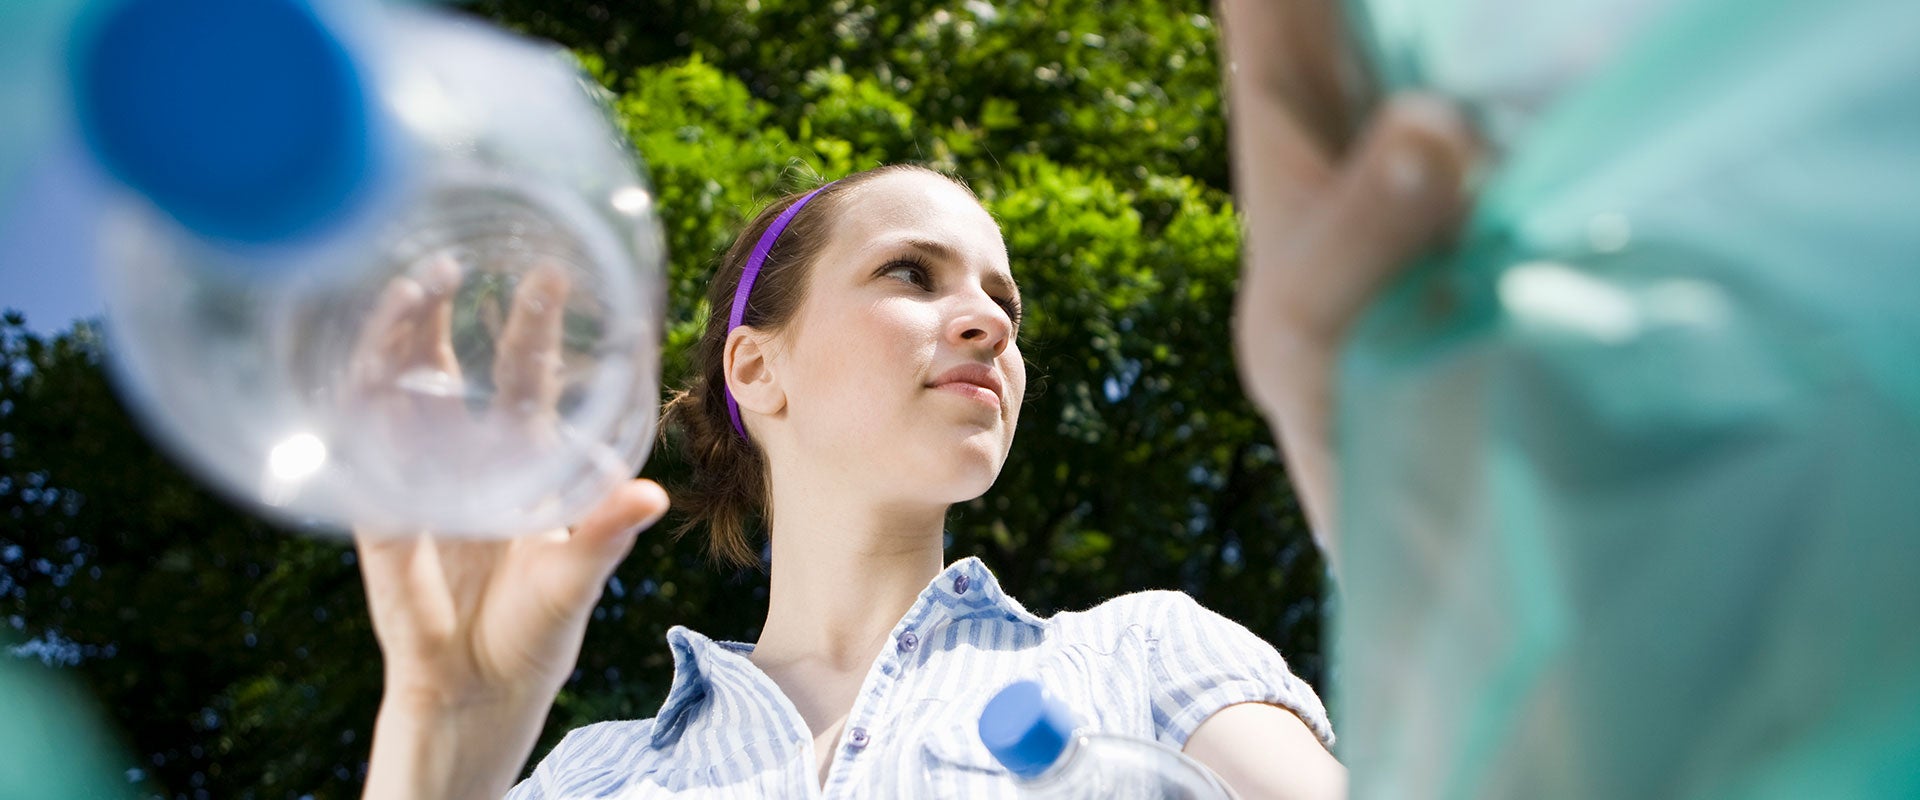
[905,698,1020,799]
[916,723,1019,799]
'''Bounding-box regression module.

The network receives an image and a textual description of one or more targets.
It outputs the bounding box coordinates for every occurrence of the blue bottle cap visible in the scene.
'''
[978,680,1083,780]
[69,0,385,245]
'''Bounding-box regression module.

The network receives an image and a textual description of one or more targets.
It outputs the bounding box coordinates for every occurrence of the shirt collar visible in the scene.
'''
[649,556,1040,748]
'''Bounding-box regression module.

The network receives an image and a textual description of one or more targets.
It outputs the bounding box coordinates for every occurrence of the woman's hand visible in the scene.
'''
[349,258,670,799]
[1218,0,1479,568]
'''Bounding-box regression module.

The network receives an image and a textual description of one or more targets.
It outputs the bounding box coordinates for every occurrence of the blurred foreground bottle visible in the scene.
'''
[61,0,666,538]
[1336,0,1920,796]
[976,680,1236,800]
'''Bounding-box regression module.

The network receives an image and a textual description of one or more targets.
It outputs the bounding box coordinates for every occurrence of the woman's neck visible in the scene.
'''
[749,481,947,672]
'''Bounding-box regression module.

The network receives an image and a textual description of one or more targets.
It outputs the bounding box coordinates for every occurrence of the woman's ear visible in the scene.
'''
[724,326,786,422]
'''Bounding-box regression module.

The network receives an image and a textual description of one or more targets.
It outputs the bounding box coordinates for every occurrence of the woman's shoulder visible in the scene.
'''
[512,717,667,799]
[1033,587,1263,655]
[1048,587,1221,630]
[537,716,665,772]
[1040,588,1293,666]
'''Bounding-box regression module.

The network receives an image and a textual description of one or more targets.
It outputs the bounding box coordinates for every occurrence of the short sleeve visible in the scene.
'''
[505,719,658,800]
[1138,590,1335,750]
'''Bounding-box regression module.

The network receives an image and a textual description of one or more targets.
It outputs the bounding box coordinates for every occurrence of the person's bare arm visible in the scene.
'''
[352,262,670,799]
[1186,702,1346,800]
[1218,0,1478,570]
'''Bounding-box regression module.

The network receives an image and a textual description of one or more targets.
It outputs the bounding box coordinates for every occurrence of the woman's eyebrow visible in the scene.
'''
[892,237,1019,296]
[894,237,961,262]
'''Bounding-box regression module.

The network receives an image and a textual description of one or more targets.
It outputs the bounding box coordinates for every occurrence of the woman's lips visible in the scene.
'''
[928,363,1004,410]
[931,380,1001,409]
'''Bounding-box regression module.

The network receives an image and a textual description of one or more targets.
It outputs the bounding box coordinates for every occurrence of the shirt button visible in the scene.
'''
[847,727,870,750]
[953,574,971,594]
[897,630,920,653]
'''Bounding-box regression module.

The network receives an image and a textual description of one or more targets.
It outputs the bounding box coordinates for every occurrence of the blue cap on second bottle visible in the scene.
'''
[978,679,1084,780]
[69,0,388,246]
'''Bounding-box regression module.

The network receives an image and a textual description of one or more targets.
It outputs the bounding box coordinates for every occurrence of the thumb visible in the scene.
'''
[546,478,670,585]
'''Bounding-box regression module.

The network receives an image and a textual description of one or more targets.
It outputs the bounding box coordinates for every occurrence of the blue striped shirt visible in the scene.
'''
[508,557,1333,798]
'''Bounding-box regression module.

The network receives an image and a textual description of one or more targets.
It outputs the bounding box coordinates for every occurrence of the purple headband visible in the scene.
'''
[724,183,835,441]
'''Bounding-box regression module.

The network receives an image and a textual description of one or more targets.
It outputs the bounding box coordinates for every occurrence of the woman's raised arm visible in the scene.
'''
[350,260,669,799]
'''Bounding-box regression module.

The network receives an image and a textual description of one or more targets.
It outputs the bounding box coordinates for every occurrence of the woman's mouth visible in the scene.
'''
[931,381,1000,409]
[928,363,1003,410]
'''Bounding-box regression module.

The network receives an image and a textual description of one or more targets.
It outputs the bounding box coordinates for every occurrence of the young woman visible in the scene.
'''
[356,164,1350,798]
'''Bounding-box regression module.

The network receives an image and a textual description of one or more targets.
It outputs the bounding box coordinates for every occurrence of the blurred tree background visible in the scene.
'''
[0,0,1327,797]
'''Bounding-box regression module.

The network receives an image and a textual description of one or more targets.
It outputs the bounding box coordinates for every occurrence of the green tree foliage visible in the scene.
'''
[0,2,1326,797]
[480,0,1232,189]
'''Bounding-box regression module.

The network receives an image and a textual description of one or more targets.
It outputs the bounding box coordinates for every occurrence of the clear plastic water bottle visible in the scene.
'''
[65,0,665,537]
[978,680,1237,800]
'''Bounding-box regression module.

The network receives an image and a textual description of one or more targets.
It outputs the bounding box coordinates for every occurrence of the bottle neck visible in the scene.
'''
[1019,733,1087,787]
[1013,732,1242,799]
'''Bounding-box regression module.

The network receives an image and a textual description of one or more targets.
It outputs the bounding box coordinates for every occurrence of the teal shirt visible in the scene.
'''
[1338,0,1920,795]
[0,645,132,800]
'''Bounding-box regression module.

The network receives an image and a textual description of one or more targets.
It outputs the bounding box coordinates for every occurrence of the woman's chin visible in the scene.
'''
[914,450,1005,502]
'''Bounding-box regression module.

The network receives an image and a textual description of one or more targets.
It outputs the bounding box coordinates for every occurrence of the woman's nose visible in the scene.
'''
[946,293,1013,355]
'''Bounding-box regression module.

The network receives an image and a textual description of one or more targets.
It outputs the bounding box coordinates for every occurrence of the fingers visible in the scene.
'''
[530,479,669,605]
[398,254,468,424]
[406,254,465,377]
[353,530,458,647]
[350,277,426,394]
[347,255,467,411]
[493,262,572,427]
[569,478,670,565]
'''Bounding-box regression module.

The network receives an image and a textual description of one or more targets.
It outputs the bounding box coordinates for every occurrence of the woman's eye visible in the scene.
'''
[996,297,1023,325]
[884,261,932,288]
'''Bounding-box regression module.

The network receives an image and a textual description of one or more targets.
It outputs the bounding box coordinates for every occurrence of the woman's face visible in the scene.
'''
[766,172,1025,507]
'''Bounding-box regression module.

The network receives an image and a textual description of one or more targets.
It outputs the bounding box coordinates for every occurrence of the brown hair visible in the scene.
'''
[663,164,975,568]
